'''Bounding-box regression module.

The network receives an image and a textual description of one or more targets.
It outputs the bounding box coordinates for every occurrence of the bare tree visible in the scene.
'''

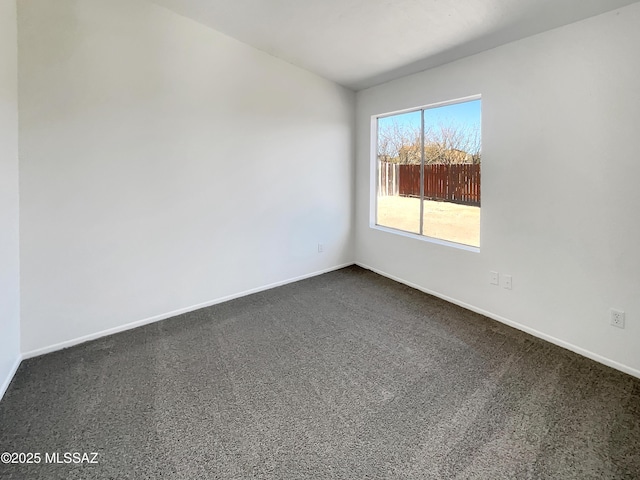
[377,119,420,164]
[424,120,481,164]
[378,117,481,165]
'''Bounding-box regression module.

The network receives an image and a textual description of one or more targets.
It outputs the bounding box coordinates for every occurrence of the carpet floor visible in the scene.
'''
[1,266,639,479]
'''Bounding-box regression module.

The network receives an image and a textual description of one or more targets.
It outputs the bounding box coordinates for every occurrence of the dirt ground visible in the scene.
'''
[376,195,480,247]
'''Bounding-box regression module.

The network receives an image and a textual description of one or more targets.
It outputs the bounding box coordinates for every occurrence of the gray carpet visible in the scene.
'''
[1,266,639,479]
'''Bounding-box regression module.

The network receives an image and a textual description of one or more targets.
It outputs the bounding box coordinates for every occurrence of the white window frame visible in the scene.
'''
[369,94,481,253]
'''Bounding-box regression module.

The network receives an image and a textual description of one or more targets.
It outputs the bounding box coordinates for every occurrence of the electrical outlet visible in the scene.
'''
[610,309,625,329]
[317,243,324,253]
[503,274,512,290]
[490,271,499,285]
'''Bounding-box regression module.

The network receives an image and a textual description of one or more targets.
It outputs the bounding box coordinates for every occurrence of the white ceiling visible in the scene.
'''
[148,0,640,90]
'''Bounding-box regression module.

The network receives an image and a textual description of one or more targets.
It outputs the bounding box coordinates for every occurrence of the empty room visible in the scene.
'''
[1,0,639,478]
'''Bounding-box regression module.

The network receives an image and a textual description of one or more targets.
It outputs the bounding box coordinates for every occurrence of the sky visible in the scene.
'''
[378,98,481,136]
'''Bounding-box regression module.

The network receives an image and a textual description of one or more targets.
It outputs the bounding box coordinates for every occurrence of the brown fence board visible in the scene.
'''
[395,163,481,206]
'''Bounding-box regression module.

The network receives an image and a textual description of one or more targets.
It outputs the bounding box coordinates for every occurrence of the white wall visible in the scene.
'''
[0,0,21,397]
[356,4,640,376]
[19,0,355,354]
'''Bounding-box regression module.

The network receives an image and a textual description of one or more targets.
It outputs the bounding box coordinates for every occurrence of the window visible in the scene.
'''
[374,96,481,248]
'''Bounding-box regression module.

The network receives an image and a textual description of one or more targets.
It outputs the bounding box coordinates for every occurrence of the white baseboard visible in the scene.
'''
[0,355,22,402]
[20,260,639,380]
[22,262,354,360]
[356,262,640,380]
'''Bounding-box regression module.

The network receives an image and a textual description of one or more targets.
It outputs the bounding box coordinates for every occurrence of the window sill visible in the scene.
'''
[370,224,480,253]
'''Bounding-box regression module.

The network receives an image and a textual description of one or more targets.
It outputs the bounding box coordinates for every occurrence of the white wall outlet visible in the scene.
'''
[490,271,499,285]
[317,243,324,253]
[503,274,512,290]
[610,309,625,329]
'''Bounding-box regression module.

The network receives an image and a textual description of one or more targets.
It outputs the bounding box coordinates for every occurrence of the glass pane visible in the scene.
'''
[422,99,481,247]
[376,111,421,234]
[421,198,481,247]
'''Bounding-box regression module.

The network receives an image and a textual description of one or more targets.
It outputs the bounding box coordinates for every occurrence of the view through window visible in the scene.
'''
[375,97,481,247]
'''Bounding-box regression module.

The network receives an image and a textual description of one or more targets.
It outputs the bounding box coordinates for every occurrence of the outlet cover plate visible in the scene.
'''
[611,309,625,329]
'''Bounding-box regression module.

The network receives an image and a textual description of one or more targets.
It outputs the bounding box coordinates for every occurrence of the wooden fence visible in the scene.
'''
[378,161,400,196]
[379,162,481,206]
